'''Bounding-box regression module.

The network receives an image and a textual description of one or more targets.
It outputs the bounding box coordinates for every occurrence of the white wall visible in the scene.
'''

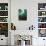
[11,0,38,30]
[11,0,46,46]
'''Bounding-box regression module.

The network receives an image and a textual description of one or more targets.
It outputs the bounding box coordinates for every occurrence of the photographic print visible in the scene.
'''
[38,3,46,10]
[38,29,46,37]
[0,17,8,22]
[38,17,46,22]
[18,9,27,20]
[0,3,8,10]
[38,23,46,28]
[0,23,8,37]
[0,11,8,16]
[38,11,46,16]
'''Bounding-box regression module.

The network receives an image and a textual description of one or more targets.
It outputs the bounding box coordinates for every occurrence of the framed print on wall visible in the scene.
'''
[38,29,46,37]
[18,9,27,21]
